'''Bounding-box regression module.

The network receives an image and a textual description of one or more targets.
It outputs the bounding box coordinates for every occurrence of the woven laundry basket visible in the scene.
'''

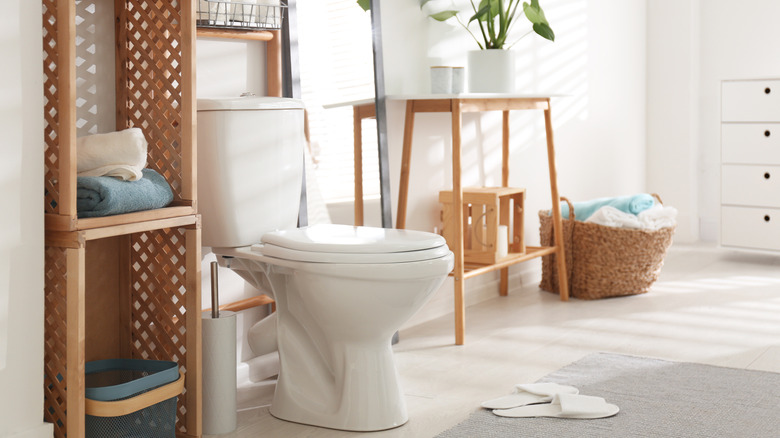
[539,195,675,300]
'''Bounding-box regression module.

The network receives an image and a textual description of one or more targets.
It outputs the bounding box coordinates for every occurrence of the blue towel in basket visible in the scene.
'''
[77,168,173,218]
[560,194,655,221]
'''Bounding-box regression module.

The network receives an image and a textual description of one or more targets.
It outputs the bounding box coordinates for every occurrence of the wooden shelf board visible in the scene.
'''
[196,27,274,41]
[46,214,199,248]
[456,246,558,279]
[46,205,196,232]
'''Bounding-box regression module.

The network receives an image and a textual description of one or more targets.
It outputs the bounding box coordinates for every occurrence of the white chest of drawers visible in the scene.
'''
[721,79,780,251]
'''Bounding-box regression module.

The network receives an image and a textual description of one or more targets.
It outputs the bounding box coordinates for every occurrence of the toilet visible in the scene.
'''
[197,96,454,431]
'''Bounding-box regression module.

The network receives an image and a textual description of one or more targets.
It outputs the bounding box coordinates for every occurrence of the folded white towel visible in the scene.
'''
[638,204,678,230]
[77,128,148,181]
[586,205,677,230]
[585,206,643,229]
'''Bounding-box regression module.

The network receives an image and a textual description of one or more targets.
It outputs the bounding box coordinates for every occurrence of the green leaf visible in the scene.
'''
[357,0,370,11]
[533,22,555,41]
[523,1,548,25]
[420,0,434,6]
[469,4,491,23]
[429,10,460,21]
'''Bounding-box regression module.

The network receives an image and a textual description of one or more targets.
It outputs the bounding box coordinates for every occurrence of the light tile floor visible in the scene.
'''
[212,244,780,437]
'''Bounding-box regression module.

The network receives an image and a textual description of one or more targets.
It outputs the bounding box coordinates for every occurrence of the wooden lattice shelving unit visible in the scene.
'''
[42,1,201,437]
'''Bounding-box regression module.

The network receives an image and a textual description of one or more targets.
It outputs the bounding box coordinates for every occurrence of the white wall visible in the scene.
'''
[697,0,780,241]
[0,1,53,437]
[646,0,700,243]
[646,0,780,243]
[380,0,648,313]
[196,38,273,364]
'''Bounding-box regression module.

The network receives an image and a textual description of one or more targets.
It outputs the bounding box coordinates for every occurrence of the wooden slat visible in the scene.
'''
[66,246,86,438]
[196,28,274,41]
[544,101,569,301]
[57,0,77,219]
[266,30,282,97]
[461,246,558,278]
[451,99,465,346]
[81,215,198,241]
[412,99,452,113]
[203,295,275,314]
[460,98,549,113]
[353,105,364,226]
[185,226,203,437]
[182,0,197,204]
[396,100,415,229]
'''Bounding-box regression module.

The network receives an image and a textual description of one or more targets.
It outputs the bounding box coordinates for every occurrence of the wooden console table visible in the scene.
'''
[389,94,569,345]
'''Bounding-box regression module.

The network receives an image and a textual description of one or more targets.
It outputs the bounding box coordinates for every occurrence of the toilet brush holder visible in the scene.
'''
[202,262,237,435]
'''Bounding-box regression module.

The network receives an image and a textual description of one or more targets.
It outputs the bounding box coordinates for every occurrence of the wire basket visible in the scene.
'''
[197,0,286,30]
[84,359,184,438]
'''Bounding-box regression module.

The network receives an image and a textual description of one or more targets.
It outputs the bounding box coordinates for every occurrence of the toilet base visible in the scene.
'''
[269,341,409,432]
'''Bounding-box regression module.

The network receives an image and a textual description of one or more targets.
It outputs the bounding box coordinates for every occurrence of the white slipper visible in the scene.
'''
[481,383,579,410]
[492,393,619,419]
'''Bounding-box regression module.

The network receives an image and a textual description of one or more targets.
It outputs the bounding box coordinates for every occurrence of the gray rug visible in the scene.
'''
[436,353,780,437]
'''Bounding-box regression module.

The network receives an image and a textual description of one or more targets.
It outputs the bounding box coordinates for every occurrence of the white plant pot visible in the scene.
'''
[467,49,515,93]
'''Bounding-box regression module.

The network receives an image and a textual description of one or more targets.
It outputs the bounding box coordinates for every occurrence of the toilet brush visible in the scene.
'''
[202,261,237,435]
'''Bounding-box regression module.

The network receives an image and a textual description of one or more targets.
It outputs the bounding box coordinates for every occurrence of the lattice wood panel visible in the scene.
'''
[43,246,68,438]
[130,227,191,434]
[43,0,61,215]
[116,0,185,200]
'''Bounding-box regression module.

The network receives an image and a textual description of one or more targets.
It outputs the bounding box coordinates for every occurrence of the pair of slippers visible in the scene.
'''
[481,383,619,419]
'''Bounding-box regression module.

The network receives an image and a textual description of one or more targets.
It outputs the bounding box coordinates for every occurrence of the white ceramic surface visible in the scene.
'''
[197,100,456,431]
[215,245,454,431]
[430,66,453,94]
[467,49,516,93]
[196,97,305,248]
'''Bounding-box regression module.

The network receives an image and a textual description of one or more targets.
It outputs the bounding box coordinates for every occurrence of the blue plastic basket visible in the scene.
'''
[84,359,183,438]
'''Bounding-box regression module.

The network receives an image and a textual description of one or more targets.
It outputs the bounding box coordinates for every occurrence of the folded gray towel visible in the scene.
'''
[77,168,173,218]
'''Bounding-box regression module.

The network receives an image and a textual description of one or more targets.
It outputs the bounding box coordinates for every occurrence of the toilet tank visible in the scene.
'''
[197,97,305,248]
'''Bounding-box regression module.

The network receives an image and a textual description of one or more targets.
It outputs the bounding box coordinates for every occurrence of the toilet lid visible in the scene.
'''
[257,224,451,264]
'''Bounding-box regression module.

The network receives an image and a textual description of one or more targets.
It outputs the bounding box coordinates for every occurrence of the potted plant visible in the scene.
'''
[423,0,555,92]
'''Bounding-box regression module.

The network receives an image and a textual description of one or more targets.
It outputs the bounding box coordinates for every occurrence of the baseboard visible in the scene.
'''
[401,260,542,330]
[7,423,53,438]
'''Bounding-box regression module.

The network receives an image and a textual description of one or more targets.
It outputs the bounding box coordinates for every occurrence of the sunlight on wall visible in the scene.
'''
[75,0,116,136]
[393,0,591,237]
[298,0,376,204]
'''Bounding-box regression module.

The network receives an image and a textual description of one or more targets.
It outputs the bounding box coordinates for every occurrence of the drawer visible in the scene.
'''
[722,80,780,122]
[722,123,780,164]
[722,206,780,251]
[721,164,780,207]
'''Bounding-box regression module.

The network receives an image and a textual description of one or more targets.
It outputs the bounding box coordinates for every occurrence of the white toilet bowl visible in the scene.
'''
[214,224,453,431]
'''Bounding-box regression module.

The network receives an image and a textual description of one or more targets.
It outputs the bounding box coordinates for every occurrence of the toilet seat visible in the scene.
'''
[255,224,451,264]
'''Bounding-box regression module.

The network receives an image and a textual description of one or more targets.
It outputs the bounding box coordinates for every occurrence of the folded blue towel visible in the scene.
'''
[77,168,173,218]
[560,194,655,221]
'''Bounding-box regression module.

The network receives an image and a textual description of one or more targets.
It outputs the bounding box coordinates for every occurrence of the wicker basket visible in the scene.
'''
[539,195,675,300]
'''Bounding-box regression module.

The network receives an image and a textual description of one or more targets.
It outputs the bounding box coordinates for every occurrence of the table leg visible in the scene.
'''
[451,100,466,345]
[500,110,510,295]
[353,106,364,226]
[544,101,570,301]
[396,100,415,229]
